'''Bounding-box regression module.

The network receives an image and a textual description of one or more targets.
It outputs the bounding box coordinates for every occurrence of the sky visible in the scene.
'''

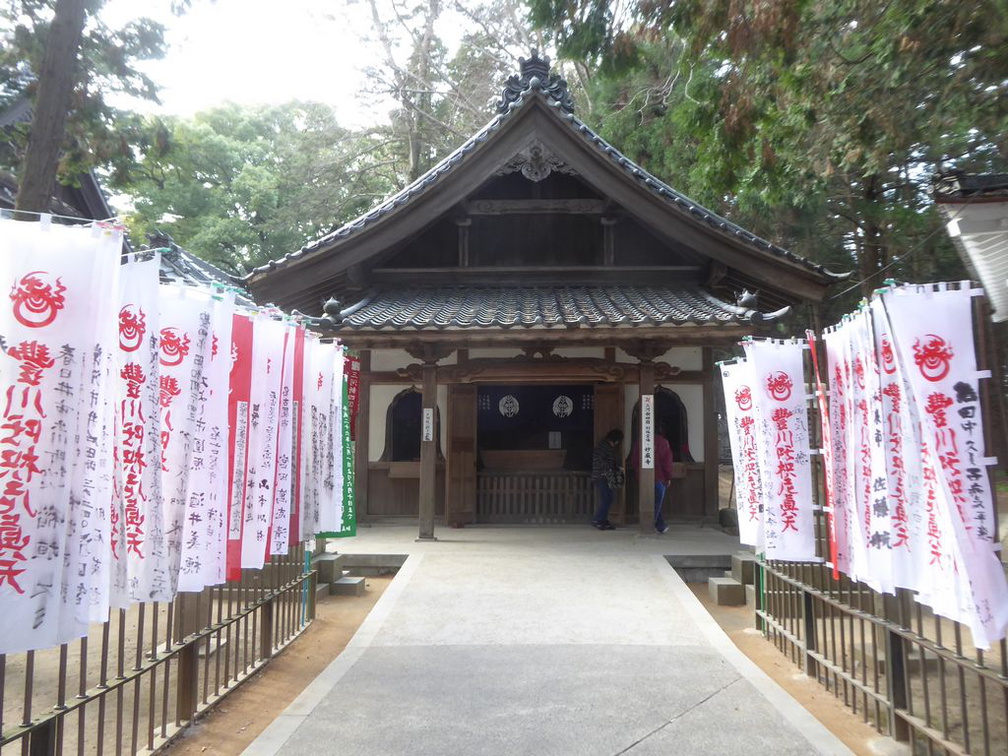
[101,0,468,128]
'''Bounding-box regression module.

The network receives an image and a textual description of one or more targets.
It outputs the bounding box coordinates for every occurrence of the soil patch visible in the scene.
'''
[162,576,392,755]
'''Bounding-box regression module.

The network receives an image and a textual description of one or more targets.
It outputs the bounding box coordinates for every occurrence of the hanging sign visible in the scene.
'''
[869,299,926,594]
[269,324,298,556]
[849,309,895,594]
[114,255,169,603]
[225,313,254,581]
[422,407,434,442]
[882,285,1008,648]
[158,287,215,594]
[720,360,764,548]
[241,316,287,570]
[0,220,122,653]
[742,339,816,561]
[641,394,654,469]
[345,351,361,440]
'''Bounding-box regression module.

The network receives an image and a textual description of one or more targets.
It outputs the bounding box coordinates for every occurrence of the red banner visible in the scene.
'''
[225,314,253,581]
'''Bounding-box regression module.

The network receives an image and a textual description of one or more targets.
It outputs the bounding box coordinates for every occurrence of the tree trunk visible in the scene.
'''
[858,174,884,294]
[14,0,90,215]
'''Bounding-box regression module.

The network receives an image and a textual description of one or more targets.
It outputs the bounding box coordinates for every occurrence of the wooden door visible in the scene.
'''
[593,383,626,523]
[445,384,477,526]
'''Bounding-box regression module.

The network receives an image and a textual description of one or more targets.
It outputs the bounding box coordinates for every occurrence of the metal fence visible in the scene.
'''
[758,545,1008,755]
[1,545,316,756]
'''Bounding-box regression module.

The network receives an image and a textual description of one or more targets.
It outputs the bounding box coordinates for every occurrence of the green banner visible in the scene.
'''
[319,369,356,538]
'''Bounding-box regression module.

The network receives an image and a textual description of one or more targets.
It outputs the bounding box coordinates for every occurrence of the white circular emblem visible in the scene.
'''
[552,395,573,418]
[498,395,519,418]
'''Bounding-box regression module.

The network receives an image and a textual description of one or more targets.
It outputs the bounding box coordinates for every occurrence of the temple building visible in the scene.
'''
[246,52,844,536]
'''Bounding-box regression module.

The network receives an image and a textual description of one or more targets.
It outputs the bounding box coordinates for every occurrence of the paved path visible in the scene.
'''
[244,525,852,755]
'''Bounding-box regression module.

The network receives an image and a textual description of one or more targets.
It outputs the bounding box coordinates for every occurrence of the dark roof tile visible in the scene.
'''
[332,284,778,331]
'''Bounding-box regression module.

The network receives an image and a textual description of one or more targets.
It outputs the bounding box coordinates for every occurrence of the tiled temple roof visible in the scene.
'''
[325,284,786,331]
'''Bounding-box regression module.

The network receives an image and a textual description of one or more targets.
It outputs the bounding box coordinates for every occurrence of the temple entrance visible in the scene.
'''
[626,386,697,518]
[469,384,590,523]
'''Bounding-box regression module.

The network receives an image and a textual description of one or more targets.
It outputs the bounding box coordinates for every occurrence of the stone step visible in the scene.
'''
[731,553,757,585]
[666,554,732,584]
[708,576,745,606]
[330,575,367,596]
[313,553,347,585]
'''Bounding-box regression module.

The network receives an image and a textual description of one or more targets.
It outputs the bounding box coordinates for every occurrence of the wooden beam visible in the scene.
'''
[464,199,608,215]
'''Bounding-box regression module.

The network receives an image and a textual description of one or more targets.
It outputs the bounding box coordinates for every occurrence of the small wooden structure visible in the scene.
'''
[247,52,843,536]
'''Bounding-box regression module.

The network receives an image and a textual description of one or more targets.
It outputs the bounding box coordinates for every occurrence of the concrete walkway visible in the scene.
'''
[244,524,853,755]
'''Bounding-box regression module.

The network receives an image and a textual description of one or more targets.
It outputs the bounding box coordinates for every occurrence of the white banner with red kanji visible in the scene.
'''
[113,255,168,604]
[719,359,764,547]
[158,287,216,593]
[0,220,122,652]
[741,338,816,561]
[881,284,1008,648]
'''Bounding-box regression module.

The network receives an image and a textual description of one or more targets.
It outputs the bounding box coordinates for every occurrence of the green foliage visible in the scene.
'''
[529,0,1007,302]
[0,0,170,181]
[113,102,400,274]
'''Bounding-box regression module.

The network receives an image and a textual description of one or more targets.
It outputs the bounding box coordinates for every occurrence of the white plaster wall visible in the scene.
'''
[369,349,458,371]
[676,384,705,462]
[615,346,702,371]
[621,383,705,462]
[469,347,604,360]
[367,383,447,461]
[468,348,522,359]
[623,385,639,442]
[552,347,606,359]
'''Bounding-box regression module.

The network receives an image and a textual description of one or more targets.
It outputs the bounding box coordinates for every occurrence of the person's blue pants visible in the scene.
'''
[654,481,667,531]
[593,480,613,523]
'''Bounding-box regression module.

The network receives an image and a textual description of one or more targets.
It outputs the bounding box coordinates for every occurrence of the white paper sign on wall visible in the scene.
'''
[422,407,434,442]
[641,394,654,469]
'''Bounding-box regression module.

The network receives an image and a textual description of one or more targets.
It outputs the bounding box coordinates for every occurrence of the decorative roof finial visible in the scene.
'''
[496,49,575,115]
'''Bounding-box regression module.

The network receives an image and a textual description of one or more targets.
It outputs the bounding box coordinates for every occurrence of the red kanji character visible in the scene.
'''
[10,271,66,328]
[159,375,181,408]
[118,305,146,352]
[0,557,26,592]
[913,335,953,382]
[925,393,954,428]
[766,372,793,402]
[0,512,29,554]
[7,340,54,386]
[1,415,42,445]
[120,363,146,398]
[159,328,190,367]
[0,447,42,481]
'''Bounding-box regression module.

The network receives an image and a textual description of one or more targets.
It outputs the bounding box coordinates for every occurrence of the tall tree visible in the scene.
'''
[12,0,89,213]
[113,102,400,273]
[529,0,1006,301]
[0,1,178,212]
[361,0,542,184]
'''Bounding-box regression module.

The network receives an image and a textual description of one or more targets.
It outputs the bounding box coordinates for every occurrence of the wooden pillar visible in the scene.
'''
[702,347,718,520]
[418,361,438,540]
[638,359,655,534]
